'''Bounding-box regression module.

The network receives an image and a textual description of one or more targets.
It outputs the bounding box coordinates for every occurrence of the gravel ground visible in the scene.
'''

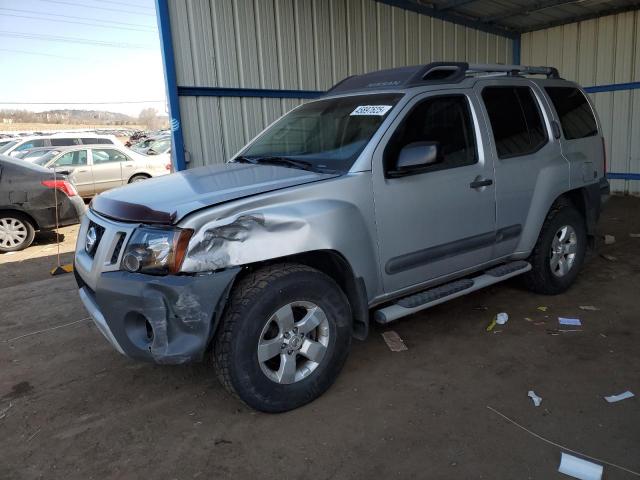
[1,196,638,479]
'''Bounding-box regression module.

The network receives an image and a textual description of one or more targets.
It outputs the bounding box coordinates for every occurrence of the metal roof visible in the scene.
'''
[379,0,640,37]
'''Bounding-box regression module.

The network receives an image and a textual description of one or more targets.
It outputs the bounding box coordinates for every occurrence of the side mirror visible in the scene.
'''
[389,142,440,177]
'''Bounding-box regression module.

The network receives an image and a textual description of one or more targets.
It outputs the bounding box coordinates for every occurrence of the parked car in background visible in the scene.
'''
[1,134,117,157]
[131,135,171,155]
[13,146,62,162]
[33,145,171,198]
[0,155,85,252]
[0,138,17,148]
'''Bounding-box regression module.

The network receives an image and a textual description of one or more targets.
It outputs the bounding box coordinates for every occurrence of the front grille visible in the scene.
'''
[110,232,125,265]
[87,221,105,258]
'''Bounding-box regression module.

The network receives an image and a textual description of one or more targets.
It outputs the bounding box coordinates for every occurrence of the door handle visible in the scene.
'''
[470,178,493,189]
[77,169,88,172]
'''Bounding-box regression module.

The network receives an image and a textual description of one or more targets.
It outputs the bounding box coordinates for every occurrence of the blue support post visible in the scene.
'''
[513,35,521,65]
[155,0,186,171]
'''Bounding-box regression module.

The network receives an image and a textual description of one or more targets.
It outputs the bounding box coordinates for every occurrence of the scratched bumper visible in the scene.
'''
[75,267,240,364]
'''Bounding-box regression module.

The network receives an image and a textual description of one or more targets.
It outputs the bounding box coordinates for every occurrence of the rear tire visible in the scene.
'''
[522,203,587,295]
[213,263,352,412]
[128,174,150,183]
[0,213,35,252]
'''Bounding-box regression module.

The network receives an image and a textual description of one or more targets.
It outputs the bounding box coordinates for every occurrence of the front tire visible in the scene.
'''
[213,263,352,412]
[522,203,587,295]
[128,174,150,183]
[0,213,35,252]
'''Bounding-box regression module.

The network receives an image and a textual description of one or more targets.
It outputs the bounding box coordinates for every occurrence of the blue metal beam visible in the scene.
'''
[177,86,324,100]
[585,82,640,94]
[513,35,521,65]
[155,0,186,171]
[607,172,640,181]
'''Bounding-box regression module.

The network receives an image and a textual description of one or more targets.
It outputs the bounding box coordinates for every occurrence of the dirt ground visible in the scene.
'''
[1,196,639,479]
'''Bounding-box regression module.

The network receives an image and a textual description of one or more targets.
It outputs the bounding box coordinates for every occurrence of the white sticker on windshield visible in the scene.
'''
[350,105,393,116]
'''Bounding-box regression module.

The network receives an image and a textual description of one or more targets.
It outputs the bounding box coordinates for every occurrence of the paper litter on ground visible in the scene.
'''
[579,306,599,311]
[604,391,634,403]
[381,331,408,352]
[558,453,603,480]
[528,390,542,407]
[603,234,615,245]
[600,253,617,261]
[629,233,640,238]
[537,306,548,312]
[559,317,582,327]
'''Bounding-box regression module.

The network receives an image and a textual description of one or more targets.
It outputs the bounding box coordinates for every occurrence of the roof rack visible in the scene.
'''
[467,64,560,79]
[326,62,560,94]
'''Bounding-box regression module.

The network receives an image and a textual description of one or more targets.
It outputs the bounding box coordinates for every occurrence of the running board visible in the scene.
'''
[374,260,531,324]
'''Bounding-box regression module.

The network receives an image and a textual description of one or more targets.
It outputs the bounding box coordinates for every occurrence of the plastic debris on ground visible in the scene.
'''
[559,317,582,327]
[604,391,635,403]
[472,305,489,311]
[381,331,408,352]
[603,234,616,245]
[558,453,603,480]
[528,390,542,407]
[600,253,617,261]
[486,312,508,332]
[629,233,640,238]
[537,306,548,312]
[579,305,599,311]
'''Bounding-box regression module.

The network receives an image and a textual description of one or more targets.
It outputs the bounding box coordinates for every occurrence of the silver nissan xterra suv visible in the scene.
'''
[74,63,610,412]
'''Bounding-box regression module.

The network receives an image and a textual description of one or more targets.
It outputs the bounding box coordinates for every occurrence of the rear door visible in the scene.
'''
[372,91,497,293]
[476,80,567,258]
[51,149,92,196]
[89,148,126,193]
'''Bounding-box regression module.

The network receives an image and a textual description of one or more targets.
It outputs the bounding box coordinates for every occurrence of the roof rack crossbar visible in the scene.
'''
[467,64,560,79]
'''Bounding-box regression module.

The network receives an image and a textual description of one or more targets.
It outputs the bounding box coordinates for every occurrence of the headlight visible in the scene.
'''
[121,226,193,275]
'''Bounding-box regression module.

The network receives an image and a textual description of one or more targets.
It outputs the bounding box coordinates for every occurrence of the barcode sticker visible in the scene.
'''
[350,105,393,116]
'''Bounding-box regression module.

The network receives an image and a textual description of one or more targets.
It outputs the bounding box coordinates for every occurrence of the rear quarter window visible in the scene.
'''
[545,87,598,140]
[50,138,79,146]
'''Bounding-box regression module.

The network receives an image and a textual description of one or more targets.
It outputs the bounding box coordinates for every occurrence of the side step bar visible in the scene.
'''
[374,260,531,324]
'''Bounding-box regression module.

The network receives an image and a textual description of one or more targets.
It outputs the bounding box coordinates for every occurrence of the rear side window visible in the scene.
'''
[81,138,113,145]
[545,87,598,139]
[482,86,547,159]
[384,95,477,173]
[50,138,78,146]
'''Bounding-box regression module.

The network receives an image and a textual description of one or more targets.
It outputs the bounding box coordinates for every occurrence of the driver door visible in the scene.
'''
[372,91,497,293]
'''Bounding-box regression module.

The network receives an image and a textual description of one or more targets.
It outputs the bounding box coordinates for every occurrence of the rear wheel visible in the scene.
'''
[522,203,587,294]
[0,214,35,252]
[128,174,150,183]
[213,263,352,412]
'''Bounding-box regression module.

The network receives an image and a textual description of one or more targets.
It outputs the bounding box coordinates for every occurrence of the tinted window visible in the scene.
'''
[545,87,597,140]
[54,150,88,167]
[482,86,547,158]
[50,138,78,146]
[92,148,129,164]
[384,95,477,173]
[81,138,113,145]
[15,139,46,151]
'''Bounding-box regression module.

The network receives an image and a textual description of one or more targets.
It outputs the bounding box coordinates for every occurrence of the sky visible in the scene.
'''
[0,0,167,117]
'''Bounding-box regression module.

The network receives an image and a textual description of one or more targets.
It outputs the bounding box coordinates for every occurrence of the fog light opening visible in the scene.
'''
[145,320,154,342]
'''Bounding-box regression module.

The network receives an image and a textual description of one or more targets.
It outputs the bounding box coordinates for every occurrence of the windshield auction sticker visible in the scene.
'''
[350,105,393,116]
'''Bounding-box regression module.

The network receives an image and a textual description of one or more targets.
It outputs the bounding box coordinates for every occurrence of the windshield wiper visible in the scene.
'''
[234,155,315,172]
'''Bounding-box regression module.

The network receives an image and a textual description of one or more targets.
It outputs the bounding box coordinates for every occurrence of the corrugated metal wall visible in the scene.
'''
[168,0,512,168]
[522,11,640,195]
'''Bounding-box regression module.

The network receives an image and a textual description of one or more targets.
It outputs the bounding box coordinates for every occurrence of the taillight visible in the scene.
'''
[602,137,607,174]
[165,163,172,171]
[41,179,78,197]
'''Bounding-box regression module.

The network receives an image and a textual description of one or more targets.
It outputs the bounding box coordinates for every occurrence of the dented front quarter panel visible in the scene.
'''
[178,172,383,302]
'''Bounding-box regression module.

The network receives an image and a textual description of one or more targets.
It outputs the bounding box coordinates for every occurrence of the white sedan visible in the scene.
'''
[32,145,172,198]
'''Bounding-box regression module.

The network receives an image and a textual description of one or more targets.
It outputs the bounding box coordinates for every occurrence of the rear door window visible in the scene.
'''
[54,150,88,167]
[545,87,598,139]
[50,138,79,146]
[482,86,547,159]
[91,148,129,164]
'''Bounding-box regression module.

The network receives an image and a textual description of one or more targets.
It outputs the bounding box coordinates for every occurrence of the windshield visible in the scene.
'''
[0,140,19,154]
[32,150,61,166]
[239,93,403,172]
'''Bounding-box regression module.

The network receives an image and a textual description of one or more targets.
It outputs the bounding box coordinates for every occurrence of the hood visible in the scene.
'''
[91,162,340,224]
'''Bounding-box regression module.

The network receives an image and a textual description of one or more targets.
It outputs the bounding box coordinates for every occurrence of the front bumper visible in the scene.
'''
[76,267,240,364]
[74,208,240,364]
